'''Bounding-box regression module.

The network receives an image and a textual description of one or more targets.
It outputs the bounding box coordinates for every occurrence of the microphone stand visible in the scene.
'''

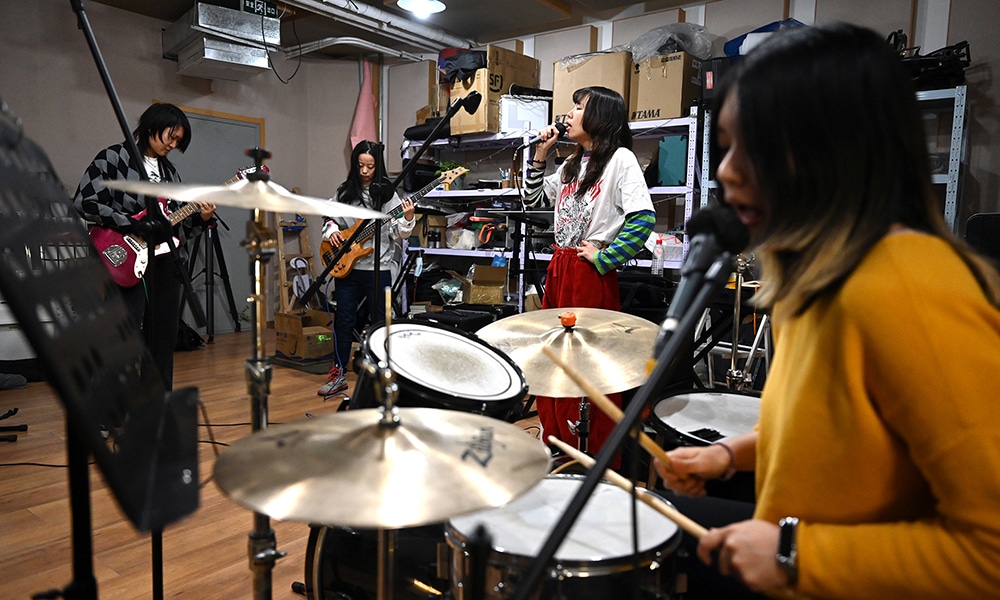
[293,91,483,311]
[67,2,204,599]
[507,252,736,600]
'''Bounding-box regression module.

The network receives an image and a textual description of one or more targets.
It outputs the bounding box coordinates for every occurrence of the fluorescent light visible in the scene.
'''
[397,0,446,19]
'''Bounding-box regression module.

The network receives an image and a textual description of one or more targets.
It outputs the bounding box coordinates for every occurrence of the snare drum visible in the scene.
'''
[446,474,680,600]
[351,320,527,418]
[650,390,760,446]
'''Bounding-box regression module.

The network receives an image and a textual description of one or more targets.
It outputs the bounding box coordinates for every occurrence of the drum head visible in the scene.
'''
[447,474,678,573]
[366,321,526,408]
[652,391,760,445]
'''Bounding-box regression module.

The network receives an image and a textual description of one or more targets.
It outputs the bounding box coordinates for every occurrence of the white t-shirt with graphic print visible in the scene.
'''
[540,147,653,249]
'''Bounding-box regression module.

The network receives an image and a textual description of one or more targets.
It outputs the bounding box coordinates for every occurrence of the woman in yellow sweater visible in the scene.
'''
[656,23,1000,599]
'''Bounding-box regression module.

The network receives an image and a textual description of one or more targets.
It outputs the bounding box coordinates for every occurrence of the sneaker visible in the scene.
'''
[318,365,347,397]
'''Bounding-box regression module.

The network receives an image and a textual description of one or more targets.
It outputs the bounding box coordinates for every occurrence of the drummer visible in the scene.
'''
[524,86,655,465]
[73,102,215,390]
[655,23,1000,599]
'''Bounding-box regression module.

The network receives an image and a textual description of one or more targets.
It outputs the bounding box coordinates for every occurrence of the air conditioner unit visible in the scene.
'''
[162,3,280,81]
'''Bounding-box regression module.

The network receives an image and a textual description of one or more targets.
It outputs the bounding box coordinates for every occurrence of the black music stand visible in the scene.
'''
[0,105,199,600]
[188,218,242,342]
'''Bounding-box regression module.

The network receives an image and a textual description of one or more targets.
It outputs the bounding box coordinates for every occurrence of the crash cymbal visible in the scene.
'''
[214,407,551,528]
[104,178,384,219]
[477,308,658,397]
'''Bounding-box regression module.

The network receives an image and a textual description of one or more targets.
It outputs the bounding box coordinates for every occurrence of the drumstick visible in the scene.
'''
[540,345,677,472]
[547,436,707,539]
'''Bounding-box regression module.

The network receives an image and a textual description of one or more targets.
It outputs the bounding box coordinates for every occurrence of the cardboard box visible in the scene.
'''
[274,310,334,361]
[552,51,632,120]
[449,45,541,135]
[499,95,552,134]
[629,52,701,122]
[446,265,508,305]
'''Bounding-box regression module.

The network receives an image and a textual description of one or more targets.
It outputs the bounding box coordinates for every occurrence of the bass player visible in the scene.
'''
[317,140,414,397]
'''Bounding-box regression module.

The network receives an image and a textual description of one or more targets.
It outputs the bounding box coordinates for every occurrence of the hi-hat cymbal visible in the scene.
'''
[214,408,551,528]
[104,178,384,219]
[477,308,658,397]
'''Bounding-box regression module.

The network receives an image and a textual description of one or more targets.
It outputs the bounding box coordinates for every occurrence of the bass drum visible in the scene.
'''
[445,474,681,600]
[649,390,761,447]
[304,524,449,600]
[351,320,527,419]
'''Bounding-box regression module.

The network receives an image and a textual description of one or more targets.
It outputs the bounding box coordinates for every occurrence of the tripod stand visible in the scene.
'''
[188,219,241,342]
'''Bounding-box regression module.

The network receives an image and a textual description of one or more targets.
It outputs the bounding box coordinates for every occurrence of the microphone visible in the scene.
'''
[517,122,567,150]
[461,90,482,114]
[654,205,749,355]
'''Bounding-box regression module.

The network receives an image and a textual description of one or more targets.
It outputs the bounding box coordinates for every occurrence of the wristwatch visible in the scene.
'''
[776,516,799,586]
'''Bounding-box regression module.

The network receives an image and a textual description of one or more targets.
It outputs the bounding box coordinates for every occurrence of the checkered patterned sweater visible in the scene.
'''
[73,143,192,261]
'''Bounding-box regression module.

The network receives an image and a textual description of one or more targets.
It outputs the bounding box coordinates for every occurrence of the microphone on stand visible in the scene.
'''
[516,122,568,150]
[653,205,749,356]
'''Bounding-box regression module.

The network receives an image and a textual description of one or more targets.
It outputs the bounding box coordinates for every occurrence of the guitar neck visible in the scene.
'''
[351,172,456,243]
[167,202,200,226]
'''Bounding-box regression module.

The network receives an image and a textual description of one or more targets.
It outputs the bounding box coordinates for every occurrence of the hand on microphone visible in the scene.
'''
[518,122,568,151]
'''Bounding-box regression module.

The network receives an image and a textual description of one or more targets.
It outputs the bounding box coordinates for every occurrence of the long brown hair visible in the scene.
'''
[560,86,632,199]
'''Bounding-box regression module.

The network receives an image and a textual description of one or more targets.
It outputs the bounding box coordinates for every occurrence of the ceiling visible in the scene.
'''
[93,0,689,61]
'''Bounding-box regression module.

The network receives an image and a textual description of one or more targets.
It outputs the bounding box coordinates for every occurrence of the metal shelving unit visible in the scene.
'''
[401,108,702,311]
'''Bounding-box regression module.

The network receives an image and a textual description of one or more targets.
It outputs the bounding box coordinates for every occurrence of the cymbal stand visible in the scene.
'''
[237,149,285,600]
[567,398,591,453]
[725,254,756,391]
[373,289,400,600]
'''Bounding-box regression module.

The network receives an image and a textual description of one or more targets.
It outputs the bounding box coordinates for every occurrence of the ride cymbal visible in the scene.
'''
[104,178,384,219]
[476,308,658,397]
[214,408,551,528]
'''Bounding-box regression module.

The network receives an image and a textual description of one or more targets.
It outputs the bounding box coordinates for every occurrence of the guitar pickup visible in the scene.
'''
[124,235,146,253]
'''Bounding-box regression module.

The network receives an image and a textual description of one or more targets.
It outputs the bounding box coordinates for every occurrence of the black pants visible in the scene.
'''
[121,255,184,390]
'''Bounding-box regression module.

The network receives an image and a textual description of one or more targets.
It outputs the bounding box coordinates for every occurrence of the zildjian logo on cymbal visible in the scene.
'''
[462,427,495,467]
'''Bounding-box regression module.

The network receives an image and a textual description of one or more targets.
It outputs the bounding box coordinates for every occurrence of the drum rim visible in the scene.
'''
[364,320,528,405]
[444,473,680,576]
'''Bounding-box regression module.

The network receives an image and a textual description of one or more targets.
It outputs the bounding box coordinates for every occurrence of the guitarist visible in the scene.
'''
[317,140,414,397]
[72,102,215,390]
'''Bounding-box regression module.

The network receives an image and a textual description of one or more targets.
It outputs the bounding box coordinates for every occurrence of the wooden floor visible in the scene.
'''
[0,330,541,599]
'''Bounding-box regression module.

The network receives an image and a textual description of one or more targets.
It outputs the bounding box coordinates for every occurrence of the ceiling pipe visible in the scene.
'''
[281,0,475,52]
[284,36,426,61]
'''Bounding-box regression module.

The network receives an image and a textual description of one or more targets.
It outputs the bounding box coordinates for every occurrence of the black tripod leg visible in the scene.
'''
[211,228,242,333]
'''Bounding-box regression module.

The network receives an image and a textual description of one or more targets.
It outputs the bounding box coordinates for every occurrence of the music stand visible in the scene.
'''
[0,106,199,600]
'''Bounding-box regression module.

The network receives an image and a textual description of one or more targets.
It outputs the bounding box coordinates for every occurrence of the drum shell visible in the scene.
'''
[351,320,527,419]
[445,474,680,600]
[304,524,448,600]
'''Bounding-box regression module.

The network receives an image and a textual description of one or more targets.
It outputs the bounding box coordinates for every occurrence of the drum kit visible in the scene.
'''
[106,160,761,600]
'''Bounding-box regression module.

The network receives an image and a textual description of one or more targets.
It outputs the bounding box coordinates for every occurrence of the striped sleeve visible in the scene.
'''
[522,164,550,208]
[594,210,655,275]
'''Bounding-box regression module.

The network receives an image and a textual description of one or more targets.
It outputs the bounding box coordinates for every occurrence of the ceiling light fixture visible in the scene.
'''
[397,0,446,20]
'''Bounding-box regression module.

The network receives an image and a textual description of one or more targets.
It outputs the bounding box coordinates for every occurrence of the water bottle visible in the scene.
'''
[650,235,664,276]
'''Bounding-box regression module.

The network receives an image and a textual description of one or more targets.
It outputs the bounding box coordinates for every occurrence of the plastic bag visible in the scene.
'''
[629,23,713,63]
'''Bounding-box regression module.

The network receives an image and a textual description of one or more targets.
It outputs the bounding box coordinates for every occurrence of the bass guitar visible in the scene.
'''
[90,165,266,288]
[320,167,468,278]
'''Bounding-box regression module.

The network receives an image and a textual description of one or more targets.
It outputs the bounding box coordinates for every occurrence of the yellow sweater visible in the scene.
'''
[755,232,1000,599]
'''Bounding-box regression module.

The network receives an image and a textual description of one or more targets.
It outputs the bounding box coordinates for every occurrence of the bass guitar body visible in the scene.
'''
[320,219,372,279]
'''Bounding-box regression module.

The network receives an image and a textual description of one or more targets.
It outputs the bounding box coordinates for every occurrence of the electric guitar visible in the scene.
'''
[320,167,468,278]
[90,165,267,288]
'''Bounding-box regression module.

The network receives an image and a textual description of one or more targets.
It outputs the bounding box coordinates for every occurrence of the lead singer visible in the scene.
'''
[524,86,655,465]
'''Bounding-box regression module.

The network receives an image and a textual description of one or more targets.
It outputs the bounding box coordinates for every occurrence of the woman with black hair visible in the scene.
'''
[524,86,656,463]
[655,23,1000,599]
[74,102,215,389]
[318,140,415,397]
